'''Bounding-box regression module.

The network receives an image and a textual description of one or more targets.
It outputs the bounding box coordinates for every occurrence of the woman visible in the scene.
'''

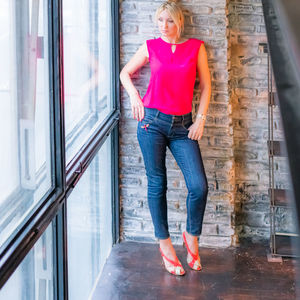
[119,0,211,276]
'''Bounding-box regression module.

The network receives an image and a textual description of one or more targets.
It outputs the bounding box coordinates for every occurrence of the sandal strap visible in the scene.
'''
[193,260,202,268]
[183,231,199,261]
[187,255,197,266]
[187,253,202,270]
[159,247,181,267]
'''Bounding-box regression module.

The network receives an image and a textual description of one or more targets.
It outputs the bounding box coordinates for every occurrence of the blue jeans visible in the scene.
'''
[137,107,208,240]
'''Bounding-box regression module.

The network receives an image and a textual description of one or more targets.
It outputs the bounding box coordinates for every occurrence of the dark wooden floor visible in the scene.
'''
[92,240,300,300]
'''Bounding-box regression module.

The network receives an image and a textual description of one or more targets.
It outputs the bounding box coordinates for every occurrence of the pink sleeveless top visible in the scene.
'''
[142,37,204,115]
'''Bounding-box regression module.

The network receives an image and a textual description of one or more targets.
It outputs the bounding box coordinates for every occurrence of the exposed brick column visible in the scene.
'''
[227,0,271,243]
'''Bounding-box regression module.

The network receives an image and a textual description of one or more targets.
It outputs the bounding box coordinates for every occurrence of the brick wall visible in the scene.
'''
[119,0,290,247]
[227,0,269,243]
[227,0,294,241]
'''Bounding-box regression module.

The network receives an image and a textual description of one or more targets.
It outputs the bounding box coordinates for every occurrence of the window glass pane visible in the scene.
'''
[0,0,52,250]
[0,222,54,300]
[67,136,113,300]
[63,0,113,163]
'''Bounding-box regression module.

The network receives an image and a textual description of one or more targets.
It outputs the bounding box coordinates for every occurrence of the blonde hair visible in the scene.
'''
[155,1,185,38]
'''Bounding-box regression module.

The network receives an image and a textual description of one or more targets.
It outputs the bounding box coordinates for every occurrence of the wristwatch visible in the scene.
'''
[196,113,206,120]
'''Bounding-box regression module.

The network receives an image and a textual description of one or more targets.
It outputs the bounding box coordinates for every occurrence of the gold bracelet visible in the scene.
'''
[196,113,206,120]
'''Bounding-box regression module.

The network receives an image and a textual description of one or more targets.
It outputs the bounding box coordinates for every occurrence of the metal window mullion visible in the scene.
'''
[50,0,67,298]
[111,0,120,244]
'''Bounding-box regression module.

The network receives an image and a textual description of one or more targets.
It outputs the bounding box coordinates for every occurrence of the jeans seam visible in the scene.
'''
[188,193,191,234]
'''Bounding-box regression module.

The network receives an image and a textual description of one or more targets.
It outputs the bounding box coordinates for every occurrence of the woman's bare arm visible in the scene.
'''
[196,43,211,118]
[119,41,149,121]
[187,43,211,141]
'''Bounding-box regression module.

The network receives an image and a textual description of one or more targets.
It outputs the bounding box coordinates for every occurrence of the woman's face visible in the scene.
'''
[157,9,178,39]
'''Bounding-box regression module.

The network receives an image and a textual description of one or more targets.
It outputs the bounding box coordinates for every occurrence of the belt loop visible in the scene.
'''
[155,110,160,119]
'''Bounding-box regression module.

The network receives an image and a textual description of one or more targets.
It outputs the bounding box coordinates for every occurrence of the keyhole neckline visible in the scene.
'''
[159,37,191,45]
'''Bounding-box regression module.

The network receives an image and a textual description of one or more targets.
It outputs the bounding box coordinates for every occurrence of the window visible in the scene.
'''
[0,222,54,300]
[67,136,113,300]
[0,0,119,298]
[63,0,113,164]
[0,0,53,252]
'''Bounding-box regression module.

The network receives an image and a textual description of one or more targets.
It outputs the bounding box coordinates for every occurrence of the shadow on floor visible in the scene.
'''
[92,240,300,300]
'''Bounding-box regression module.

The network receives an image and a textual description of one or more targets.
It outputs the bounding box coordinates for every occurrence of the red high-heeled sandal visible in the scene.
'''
[159,247,185,276]
[182,231,202,271]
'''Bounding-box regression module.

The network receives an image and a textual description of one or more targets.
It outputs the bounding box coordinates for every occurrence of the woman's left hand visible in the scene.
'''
[187,119,205,141]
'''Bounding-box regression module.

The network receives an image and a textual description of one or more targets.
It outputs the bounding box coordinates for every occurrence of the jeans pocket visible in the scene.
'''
[182,118,193,131]
[139,114,156,130]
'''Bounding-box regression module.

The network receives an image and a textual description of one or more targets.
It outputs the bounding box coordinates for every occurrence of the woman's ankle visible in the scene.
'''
[159,238,177,256]
[185,231,198,239]
[159,237,172,249]
[184,231,199,254]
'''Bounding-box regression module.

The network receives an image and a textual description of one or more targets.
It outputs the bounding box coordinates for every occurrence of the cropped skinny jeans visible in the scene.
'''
[137,107,209,239]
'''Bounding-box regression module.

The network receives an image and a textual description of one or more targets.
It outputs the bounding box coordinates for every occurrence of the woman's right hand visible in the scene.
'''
[119,41,149,121]
[129,91,144,121]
